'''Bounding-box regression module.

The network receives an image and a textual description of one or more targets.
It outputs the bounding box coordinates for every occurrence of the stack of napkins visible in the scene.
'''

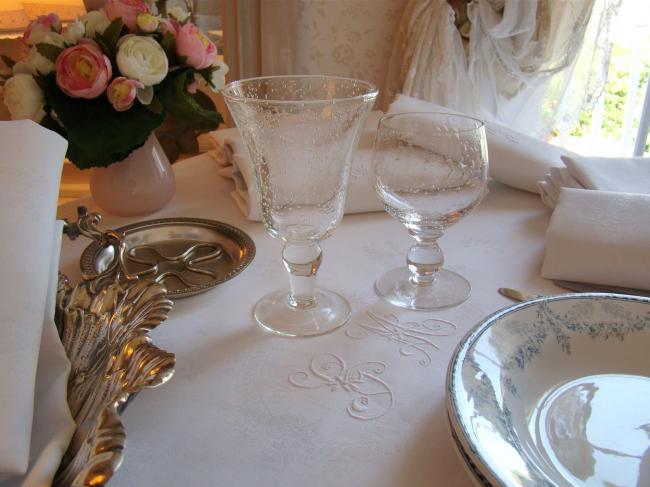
[0,121,75,486]
[204,94,580,220]
[540,155,650,290]
[204,111,384,221]
[538,155,650,207]
[387,95,578,194]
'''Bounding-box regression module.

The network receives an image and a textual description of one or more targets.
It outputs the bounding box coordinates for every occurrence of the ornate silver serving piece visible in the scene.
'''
[80,218,255,299]
[54,208,175,487]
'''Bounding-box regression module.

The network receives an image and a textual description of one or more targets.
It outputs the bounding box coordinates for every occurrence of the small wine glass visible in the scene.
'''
[223,76,377,337]
[372,112,488,310]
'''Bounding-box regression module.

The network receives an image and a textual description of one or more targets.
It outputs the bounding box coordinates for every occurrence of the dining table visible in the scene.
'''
[56,150,565,487]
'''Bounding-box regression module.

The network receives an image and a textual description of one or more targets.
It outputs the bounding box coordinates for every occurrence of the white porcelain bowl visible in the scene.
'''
[447,294,650,486]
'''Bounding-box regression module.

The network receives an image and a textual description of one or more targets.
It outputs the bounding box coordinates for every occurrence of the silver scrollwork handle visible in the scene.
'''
[62,206,137,287]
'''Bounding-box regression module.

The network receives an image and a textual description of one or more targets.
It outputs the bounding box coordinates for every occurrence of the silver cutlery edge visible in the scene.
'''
[499,281,650,303]
[552,279,650,298]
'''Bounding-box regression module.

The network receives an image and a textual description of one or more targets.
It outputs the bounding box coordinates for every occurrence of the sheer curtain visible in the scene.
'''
[381,0,473,112]
[552,0,622,137]
[383,0,602,139]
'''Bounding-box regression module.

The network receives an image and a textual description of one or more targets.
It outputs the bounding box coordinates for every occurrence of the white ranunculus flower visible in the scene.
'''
[209,60,229,92]
[166,0,190,20]
[27,32,66,75]
[116,35,169,86]
[26,30,47,46]
[167,5,190,22]
[3,74,46,122]
[80,10,110,37]
[12,61,34,75]
[63,20,85,43]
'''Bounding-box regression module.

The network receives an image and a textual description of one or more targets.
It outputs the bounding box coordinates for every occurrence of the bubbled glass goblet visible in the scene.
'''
[223,76,377,337]
[372,112,488,310]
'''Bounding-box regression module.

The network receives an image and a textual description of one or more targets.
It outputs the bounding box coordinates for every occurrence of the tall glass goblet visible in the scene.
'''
[372,112,488,310]
[223,76,378,337]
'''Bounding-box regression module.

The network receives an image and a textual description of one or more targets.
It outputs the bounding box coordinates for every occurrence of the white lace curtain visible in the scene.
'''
[383,0,617,139]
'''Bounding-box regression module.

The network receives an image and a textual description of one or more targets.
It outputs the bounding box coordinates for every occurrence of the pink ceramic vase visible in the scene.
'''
[89,134,176,217]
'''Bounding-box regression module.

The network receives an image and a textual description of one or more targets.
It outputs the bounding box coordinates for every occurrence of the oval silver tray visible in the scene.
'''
[80,218,255,299]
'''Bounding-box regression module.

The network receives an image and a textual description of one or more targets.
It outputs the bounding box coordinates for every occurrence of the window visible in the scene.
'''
[552,0,650,157]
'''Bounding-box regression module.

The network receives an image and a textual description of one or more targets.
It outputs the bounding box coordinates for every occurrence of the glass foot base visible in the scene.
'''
[254,288,351,337]
[375,267,470,310]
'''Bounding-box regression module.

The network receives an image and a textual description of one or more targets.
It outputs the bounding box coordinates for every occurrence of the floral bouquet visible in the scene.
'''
[0,0,228,169]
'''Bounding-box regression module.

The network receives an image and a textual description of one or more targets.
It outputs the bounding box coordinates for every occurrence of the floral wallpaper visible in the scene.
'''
[270,0,406,101]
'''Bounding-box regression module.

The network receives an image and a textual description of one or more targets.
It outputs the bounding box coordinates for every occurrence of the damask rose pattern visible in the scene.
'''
[294,0,405,97]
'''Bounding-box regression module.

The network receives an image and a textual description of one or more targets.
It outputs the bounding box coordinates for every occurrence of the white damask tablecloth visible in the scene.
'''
[57,153,563,486]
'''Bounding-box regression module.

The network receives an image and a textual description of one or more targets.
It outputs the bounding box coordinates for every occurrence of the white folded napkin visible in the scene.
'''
[541,188,650,291]
[539,155,650,207]
[387,94,577,194]
[206,111,384,221]
[208,127,246,168]
[5,222,76,487]
[0,120,74,484]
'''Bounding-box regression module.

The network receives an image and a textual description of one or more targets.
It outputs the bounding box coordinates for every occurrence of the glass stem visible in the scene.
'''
[282,242,322,309]
[407,231,444,286]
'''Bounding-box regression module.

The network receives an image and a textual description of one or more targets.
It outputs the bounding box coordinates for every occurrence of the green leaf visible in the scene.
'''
[95,18,124,62]
[93,34,112,58]
[41,73,176,169]
[102,18,124,51]
[33,75,51,93]
[36,43,64,63]
[39,112,67,138]
[1,55,16,70]
[160,32,178,64]
[94,34,118,72]
[146,96,164,115]
[197,67,214,87]
[169,70,222,130]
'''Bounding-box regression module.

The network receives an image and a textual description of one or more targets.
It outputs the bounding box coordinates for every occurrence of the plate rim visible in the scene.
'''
[80,216,256,299]
[445,292,650,487]
[447,414,494,487]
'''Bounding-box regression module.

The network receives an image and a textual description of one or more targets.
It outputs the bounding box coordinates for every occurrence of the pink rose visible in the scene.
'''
[107,76,143,111]
[175,22,217,69]
[55,40,112,99]
[105,0,151,32]
[23,13,61,45]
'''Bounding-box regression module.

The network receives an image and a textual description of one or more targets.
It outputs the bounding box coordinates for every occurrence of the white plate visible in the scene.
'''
[446,294,650,487]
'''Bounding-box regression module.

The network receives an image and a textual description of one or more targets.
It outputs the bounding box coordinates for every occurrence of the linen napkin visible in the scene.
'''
[538,155,650,207]
[387,94,577,194]
[541,188,650,291]
[0,120,74,484]
[204,111,384,221]
[4,222,76,487]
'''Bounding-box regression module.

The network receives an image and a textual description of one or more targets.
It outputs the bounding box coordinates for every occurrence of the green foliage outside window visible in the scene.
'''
[569,40,650,154]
